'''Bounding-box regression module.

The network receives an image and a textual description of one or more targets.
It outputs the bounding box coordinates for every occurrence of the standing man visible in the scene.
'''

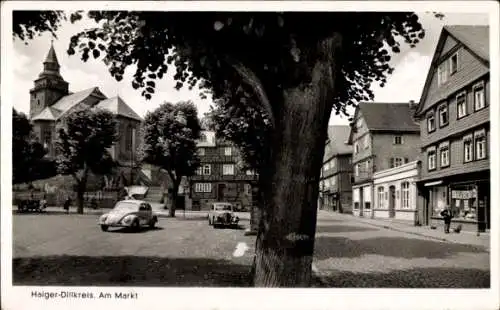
[440,206,453,234]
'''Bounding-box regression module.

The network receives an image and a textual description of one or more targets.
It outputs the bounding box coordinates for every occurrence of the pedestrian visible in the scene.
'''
[440,206,453,234]
[63,197,71,214]
[40,194,47,211]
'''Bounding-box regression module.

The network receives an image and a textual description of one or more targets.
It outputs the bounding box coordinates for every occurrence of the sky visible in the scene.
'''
[12,12,489,126]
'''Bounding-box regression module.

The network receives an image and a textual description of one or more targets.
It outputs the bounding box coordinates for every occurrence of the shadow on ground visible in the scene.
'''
[314,236,488,260]
[13,256,252,287]
[106,226,165,234]
[312,267,490,288]
[316,225,378,233]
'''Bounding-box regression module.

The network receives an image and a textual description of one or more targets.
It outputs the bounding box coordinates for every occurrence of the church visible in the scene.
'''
[29,43,143,168]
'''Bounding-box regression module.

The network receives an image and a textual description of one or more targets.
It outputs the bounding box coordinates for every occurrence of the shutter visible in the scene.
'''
[404,157,409,164]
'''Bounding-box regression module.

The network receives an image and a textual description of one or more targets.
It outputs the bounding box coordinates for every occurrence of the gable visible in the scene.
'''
[416,26,490,117]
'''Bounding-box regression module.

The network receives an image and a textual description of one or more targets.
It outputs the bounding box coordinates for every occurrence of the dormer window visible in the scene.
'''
[438,103,448,127]
[449,53,458,75]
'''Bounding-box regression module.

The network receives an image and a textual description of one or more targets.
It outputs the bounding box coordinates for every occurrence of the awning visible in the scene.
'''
[424,180,443,187]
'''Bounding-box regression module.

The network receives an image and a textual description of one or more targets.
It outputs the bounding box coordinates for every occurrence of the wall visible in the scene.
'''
[372,133,421,172]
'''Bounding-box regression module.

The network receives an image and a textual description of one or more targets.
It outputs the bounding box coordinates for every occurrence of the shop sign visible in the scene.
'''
[451,190,476,199]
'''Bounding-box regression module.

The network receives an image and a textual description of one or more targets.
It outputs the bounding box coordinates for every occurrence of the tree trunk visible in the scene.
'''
[252,34,341,287]
[169,179,181,217]
[76,182,85,214]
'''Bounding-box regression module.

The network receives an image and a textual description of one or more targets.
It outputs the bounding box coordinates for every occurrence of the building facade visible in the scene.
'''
[373,160,421,223]
[319,125,353,213]
[29,44,142,169]
[414,26,490,232]
[348,102,421,218]
[187,131,258,211]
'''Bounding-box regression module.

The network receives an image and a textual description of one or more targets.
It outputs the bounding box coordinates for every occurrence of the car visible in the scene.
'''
[208,202,239,228]
[98,200,158,232]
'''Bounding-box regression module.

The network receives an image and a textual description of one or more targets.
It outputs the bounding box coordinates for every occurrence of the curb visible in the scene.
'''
[353,217,489,250]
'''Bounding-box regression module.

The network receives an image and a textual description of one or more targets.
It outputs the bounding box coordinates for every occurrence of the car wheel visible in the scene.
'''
[131,219,140,231]
[149,217,157,228]
[101,225,108,232]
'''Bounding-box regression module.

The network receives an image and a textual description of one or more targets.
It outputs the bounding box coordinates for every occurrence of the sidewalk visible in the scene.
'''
[318,210,490,250]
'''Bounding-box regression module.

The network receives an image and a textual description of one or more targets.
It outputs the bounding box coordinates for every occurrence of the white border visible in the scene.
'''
[1,2,499,310]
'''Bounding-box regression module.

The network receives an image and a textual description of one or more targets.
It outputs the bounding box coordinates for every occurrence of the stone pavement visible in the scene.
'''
[318,210,490,250]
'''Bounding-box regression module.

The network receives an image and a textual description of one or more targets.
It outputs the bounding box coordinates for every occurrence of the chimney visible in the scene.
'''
[408,100,419,122]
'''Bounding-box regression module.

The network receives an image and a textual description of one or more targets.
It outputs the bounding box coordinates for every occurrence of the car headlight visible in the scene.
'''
[122,215,134,224]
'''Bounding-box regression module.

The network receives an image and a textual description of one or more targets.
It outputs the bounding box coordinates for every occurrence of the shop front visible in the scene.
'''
[421,172,490,232]
[352,182,372,217]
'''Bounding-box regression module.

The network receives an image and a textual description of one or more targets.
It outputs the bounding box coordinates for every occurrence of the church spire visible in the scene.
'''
[40,41,62,78]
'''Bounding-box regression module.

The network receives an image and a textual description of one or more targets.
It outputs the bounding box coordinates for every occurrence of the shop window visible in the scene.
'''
[194,183,211,193]
[450,185,478,220]
[456,92,467,119]
[474,82,486,111]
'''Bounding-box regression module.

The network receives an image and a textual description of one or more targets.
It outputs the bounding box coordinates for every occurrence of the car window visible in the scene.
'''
[114,201,139,211]
[139,204,147,211]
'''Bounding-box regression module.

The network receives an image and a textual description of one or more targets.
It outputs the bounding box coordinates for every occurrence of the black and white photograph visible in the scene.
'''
[1,1,499,310]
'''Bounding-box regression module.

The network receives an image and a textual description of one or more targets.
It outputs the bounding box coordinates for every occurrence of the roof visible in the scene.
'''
[445,25,489,61]
[44,44,60,65]
[415,25,490,116]
[50,87,100,118]
[94,96,142,121]
[324,125,352,161]
[31,106,62,121]
[358,102,419,132]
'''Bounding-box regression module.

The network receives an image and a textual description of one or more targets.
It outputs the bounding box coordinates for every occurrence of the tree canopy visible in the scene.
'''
[139,100,201,216]
[56,108,117,213]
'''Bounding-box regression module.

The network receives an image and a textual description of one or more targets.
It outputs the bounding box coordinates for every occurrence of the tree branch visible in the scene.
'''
[226,57,276,129]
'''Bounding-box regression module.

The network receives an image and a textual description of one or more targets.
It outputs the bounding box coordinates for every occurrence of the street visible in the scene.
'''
[12,210,489,287]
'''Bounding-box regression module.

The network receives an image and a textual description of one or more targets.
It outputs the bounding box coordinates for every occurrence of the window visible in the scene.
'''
[364,135,370,149]
[456,92,467,119]
[463,135,473,163]
[365,161,370,172]
[354,142,359,154]
[427,147,436,171]
[196,167,202,175]
[125,125,133,151]
[475,130,487,160]
[223,164,235,175]
[199,134,207,142]
[195,183,211,193]
[355,164,359,177]
[390,157,404,168]
[449,53,458,75]
[393,135,403,145]
[246,170,255,176]
[198,148,205,156]
[437,62,448,85]
[427,113,436,132]
[401,182,410,208]
[474,82,486,111]
[439,142,450,168]
[224,147,232,156]
[245,184,252,195]
[331,159,336,169]
[377,187,385,208]
[331,176,337,189]
[202,164,211,175]
[438,104,448,127]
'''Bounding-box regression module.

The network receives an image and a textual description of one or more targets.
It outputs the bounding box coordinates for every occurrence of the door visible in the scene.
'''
[389,185,396,218]
[217,184,226,201]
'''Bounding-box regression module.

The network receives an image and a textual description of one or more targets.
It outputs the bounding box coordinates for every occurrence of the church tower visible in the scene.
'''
[29,42,69,119]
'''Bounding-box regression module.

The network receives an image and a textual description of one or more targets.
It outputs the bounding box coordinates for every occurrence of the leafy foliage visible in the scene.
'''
[55,108,117,183]
[12,10,82,42]
[139,101,201,177]
[12,109,51,184]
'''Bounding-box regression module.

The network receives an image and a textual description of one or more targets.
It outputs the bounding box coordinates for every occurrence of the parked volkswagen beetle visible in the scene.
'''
[208,202,239,228]
[98,200,158,232]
